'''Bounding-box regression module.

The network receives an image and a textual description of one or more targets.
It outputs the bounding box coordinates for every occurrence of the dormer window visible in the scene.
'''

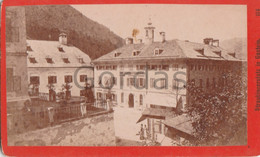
[78,58,85,64]
[27,45,33,51]
[29,57,37,63]
[154,48,163,56]
[132,50,141,56]
[63,58,70,63]
[114,52,121,57]
[228,52,236,58]
[213,50,221,57]
[194,48,204,55]
[58,46,64,52]
[46,57,54,64]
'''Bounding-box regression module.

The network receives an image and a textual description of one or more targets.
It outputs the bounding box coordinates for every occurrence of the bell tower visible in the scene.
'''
[144,19,155,44]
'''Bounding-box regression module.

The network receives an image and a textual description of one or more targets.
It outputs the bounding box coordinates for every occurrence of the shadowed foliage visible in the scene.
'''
[186,65,247,146]
[24,5,124,60]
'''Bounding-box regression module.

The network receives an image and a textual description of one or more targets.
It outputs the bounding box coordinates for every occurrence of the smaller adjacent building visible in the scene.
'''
[27,33,93,101]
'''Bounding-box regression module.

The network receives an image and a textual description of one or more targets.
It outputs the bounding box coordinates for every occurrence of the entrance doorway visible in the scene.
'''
[128,94,134,108]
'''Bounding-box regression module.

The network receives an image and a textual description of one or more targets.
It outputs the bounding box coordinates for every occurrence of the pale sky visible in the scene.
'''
[71,4,247,43]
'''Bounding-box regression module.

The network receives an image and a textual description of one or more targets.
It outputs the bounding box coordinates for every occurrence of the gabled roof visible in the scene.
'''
[93,39,240,63]
[27,40,91,68]
[163,114,194,135]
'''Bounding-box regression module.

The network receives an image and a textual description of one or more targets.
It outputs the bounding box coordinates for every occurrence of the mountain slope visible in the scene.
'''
[24,5,124,60]
[220,38,247,60]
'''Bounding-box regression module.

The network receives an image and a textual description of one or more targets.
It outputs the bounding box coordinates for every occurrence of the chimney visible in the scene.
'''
[203,38,213,45]
[159,32,166,43]
[137,39,143,44]
[212,39,219,47]
[125,37,133,45]
[59,33,67,45]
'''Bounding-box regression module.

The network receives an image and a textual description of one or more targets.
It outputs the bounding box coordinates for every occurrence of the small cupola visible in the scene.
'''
[125,37,133,45]
[59,33,67,45]
[144,19,155,44]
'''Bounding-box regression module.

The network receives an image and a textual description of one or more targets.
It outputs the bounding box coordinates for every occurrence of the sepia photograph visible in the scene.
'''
[5,4,247,146]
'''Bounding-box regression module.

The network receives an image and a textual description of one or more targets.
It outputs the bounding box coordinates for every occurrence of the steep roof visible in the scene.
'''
[93,39,240,63]
[27,40,91,68]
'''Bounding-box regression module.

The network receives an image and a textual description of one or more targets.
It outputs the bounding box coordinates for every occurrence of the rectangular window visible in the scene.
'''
[64,75,73,83]
[6,14,19,42]
[139,95,143,105]
[120,65,124,70]
[139,78,145,87]
[199,79,203,88]
[172,79,178,90]
[30,76,40,84]
[97,92,102,100]
[27,45,33,51]
[189,65,194,71]
[113,77,117,85]
[147,119,151,133]
[80,90,85,96]
[13,76,21,91]
[130,78,134,86]
[154,120,162,134]
[160,79,166,88]
[128,65,133,71]
[150,78,154,88]
[191,79,195,86]
[154,49,163,55]
[7,68,14,92]
[127,78,130,87]
[198,65,203,71]
[212,78,216,88]
[112,94,117,101]
[80,75,87,82]
[58,47,64,52]
[112,65,117,70]
[121,93,124,103]
[218,78,224,87]
[161,65,169,71]
[78,58,85,64]
[48,76,57,84]
[205,65,208,71]
[29,57,37,63]
[63,58,70,63]
[151,65,157,70]
[206,78,210,88]
[46,58,54,64]
[172,64,178,71]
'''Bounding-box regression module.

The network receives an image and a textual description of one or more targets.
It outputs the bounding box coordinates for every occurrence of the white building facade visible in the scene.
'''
[27,33,93,101]
[92,22,241,144]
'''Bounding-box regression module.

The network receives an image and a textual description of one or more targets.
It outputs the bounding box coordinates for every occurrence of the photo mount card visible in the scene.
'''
[1,0,259,156]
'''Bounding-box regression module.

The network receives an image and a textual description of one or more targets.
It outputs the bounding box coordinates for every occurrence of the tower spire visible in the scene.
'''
[144,18,155,44]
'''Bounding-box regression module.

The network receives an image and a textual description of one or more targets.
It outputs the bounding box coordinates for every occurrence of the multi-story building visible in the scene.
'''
[26,33,93,101]
[6,6,30,112]
[92,22,242,143]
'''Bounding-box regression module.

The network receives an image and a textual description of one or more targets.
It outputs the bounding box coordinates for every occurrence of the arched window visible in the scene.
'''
[140,95,143,106]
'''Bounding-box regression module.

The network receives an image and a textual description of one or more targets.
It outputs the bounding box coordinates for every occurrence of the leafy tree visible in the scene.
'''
[186,68,247,145]
[84,82,95,104]
[62,82,72,101]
